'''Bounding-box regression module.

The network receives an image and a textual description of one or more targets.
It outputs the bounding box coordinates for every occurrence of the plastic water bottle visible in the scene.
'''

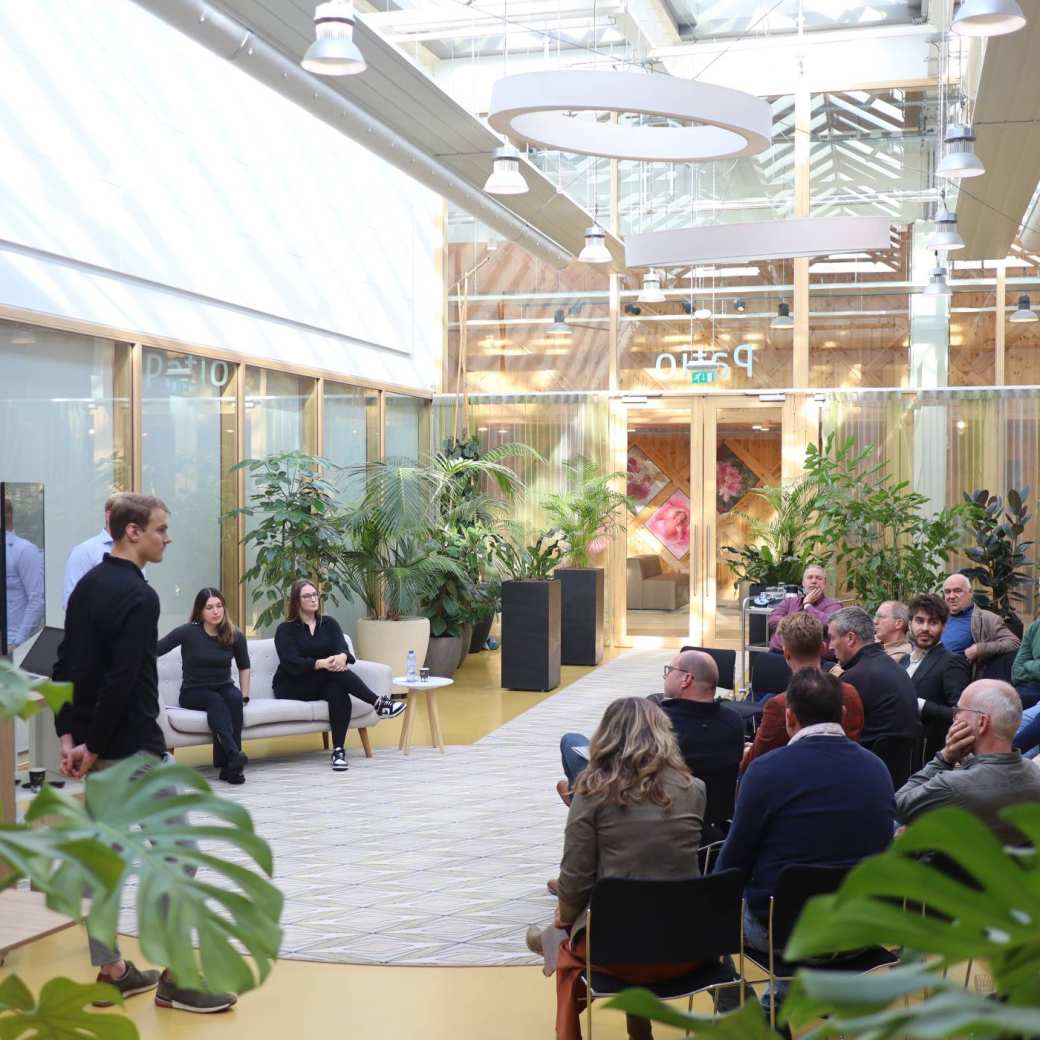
[406,649,418,681]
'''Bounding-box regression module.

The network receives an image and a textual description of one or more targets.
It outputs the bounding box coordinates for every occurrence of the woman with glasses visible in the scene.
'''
[158,587,250,784]
[273,579,405,772]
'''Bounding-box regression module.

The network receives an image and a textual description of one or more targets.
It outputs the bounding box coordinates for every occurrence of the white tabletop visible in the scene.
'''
[393,675,455,690]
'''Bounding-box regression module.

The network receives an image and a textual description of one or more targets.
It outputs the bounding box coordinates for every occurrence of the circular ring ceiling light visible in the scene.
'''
[488,71,771,162]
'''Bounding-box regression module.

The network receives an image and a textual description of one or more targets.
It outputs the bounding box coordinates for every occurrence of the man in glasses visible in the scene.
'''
[894,679,1040,844]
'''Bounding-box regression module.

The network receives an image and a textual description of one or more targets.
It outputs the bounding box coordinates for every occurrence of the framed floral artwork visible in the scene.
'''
[716,445,759,515]
[646,490,691,559]
[626,445,667,513]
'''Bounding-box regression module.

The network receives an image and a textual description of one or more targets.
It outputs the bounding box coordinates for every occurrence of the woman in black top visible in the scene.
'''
[157,587,250,784]
[273,579,405,772]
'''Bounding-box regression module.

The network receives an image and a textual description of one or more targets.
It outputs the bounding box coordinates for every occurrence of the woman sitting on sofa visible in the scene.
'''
[527,697,705,1040]
[157,587,250,784]
[273,579,405,772]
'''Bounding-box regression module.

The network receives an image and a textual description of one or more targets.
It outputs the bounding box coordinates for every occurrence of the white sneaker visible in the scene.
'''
[331,747,349,771]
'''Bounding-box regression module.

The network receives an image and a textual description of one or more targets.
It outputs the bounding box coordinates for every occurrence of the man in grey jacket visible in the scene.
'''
[895,679,1040,845]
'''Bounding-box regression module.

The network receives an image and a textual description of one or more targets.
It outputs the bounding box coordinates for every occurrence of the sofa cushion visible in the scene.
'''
[244,698,313,727]
[165,707,214,735]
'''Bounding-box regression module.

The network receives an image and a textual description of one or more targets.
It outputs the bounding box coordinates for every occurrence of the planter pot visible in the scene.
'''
[424,635,464,679]
[555,567,604,666]
[356,617,431,683]
[457,623,473,669]
[469,614,494,653]
[501,579,561,692]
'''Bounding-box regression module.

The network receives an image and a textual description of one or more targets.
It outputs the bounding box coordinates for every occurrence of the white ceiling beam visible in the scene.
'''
[612,0,681,53]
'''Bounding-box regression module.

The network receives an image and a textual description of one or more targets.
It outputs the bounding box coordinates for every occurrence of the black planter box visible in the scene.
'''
[555,567,604,666]
[501,579,561,691]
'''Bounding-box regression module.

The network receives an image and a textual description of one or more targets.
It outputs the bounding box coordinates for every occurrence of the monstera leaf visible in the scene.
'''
[20,756,283,995]
[604,989,775,1038]
[0,975,136,1040]
[0,659,71,722]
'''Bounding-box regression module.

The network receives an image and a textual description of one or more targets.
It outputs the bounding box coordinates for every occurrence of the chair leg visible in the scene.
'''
[359,727,374,758]
[321,731,330,751]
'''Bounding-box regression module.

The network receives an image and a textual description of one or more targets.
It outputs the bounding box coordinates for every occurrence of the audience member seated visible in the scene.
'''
[901,593,970,763]
[873,600,912,661]
[528,698,705,1040]
[741,613,863,772]
[558,650,744,828]
[767,564,842,652]
[157,587,251,784]
[1012,615,1040,709]
[895,680,1040,845]
[828,606,921,753]
[273,579,405,773]
[940,574,1020,677]
[716,669,895,1015]
[1014,702,1040,757]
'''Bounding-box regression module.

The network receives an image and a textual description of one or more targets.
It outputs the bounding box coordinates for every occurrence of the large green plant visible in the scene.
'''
[804,435,970,611]
[605,804,1040,1039]
[0,662,283,1039]
[543,459,632,568]
[494,527,565,581]
[960,487,1034,638]
[228,451,348,630]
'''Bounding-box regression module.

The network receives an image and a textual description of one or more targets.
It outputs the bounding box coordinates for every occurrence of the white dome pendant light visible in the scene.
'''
[952,0,1026,36]
[484,144,529,195]
[637,269,666,304]
[938,122,985,179]
[770,302,794,329]
[1009,294,1039,323]
[302,0,366,76]
[924,255,952,296]
[927,197,965,251]
[579,225,612,265]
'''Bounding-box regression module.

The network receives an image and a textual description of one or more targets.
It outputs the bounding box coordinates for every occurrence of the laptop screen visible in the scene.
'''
[20,626,65,678]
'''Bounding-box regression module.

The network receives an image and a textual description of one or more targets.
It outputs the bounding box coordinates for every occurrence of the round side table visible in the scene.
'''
[391,676,454,754]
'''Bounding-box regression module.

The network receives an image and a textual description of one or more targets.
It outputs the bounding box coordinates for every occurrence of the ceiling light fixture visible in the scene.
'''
[624,303,642,315]
[693,301,712,320]
[1009,294,1039,322]
[621,394,649,405]
[637,269,666,304]
[770,302,794,329]
[927,199,965,251]
[758,392,786,402]
[547,308,573,336]
[924,258,953,296]
[483,144,529,195]
[938,123,985,179]
[813,392,828,404]
[301,0,366,76]
[734,298,747,313]
[578,225,612,265]
[952,0,1026,36]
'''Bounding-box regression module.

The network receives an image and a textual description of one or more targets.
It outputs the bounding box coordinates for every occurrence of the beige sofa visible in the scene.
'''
[156,636,392,758]
[627,555,690,611]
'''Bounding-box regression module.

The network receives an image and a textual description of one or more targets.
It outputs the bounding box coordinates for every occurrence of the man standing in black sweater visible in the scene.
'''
[54,493,235,1015]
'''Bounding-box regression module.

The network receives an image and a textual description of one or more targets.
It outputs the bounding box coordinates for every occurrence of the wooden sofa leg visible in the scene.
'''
[322,731,330,751]
[359,728,374,758]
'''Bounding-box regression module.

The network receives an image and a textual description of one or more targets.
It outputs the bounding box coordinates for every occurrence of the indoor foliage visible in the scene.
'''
[494,526,565,581]
[960,487,1034,637]
[0,661,283,1039]
[543,458,632,569]
[606,804,1040,1039]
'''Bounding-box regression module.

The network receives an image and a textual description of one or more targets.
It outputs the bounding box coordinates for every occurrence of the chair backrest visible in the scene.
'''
[869,735,916,789]
[750,653,792,701]
[680,646,736,692]
[771,864,849,949]
[977,649,1016,683]
[700,765,739,829]
[588,870,745,965]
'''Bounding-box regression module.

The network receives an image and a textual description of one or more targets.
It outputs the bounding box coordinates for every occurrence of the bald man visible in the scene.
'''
[767,565,842,652]
[940,574,1019,676]
[895,680,1040,844]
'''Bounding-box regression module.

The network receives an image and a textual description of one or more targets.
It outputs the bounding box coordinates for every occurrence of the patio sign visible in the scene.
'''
[654,344,754,384]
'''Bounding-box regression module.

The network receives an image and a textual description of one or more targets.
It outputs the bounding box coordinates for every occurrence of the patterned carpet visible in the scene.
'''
[118,649,670,967]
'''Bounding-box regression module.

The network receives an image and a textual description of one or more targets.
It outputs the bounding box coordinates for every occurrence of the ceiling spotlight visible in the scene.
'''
[734,298,747,313]
[637,269,665,304]
[624,303,642,315]
[301,0,366,76]
[693,301,712,320]
[927,202,965,251]
[1009,294,1039,323]
[938,123,985,179]
[770,302,794,329]
[547,308,572,336]
[483,144,529,196]
[952,0,1026,36]
[924,260,952,296]
[578,225,612,264]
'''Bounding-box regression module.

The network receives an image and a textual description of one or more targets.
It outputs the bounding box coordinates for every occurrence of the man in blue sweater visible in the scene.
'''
[716,668,895,1015]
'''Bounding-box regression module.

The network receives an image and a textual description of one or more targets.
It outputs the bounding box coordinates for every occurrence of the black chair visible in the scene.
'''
[743,864,899,1028]
[680,645,736,692]
[868,736,917,789]
[750,653,792,702]
[700,764,739,842]
[582,870,746,1039]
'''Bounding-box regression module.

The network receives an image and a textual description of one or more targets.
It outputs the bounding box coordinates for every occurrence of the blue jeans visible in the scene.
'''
[559,733,590,788]
[1014,701,1040,756]
[1017,683,1040,710]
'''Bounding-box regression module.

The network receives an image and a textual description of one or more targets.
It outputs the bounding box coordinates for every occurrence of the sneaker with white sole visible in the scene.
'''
[93,961,161,1006]
[375,696,407,720]
[331,746,349,771]
[154,970,237,1014]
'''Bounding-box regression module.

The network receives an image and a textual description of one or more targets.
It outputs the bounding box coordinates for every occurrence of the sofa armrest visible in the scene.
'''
[351,659,392,699]
[156,700,178,750]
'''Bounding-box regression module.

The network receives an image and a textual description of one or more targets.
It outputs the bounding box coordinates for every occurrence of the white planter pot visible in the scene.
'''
[357,617,431,685]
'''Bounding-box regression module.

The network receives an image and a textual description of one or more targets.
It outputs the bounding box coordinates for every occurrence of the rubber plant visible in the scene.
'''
[0,660,283,1039]
[604,804,1040,1039]
[960,487,1034,638]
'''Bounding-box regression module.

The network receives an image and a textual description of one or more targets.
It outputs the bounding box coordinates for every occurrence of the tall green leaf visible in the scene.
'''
[0,659,71,723]
[604,987,776,1037]
[0,975,136,1040]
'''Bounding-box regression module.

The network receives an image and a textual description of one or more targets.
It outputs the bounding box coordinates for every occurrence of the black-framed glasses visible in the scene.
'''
[954,705,988,718]
[663,665,691,679]
[300,592,320,600]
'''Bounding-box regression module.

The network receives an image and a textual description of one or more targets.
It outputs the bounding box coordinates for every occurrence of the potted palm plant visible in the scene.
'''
[543,460,631,666]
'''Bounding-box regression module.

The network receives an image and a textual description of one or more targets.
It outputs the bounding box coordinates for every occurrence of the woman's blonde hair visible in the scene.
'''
[574,697,691,810]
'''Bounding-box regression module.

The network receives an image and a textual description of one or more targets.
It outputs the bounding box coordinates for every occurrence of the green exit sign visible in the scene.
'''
[690,370,716,384]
